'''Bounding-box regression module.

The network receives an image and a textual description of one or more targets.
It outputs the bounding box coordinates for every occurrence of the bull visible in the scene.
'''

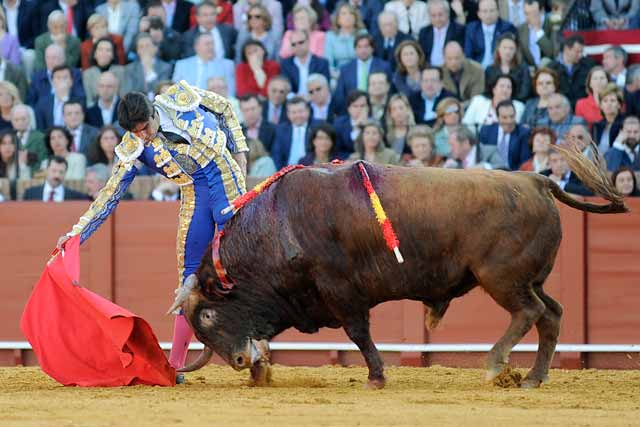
[170,143,627,389]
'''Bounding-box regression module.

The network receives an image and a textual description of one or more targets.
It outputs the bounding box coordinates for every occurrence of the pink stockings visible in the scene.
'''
[168,314,193,369]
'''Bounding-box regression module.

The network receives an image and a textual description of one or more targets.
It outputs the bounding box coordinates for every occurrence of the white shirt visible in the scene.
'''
[156,106,191,142]
[293,54,312,96]
[98,97,118,125]
[384,0,429,39]
[464,145,478,168]
[612,69,627,88]
[508,0,526,27]
[4,0,20,42]
[497,126,511,164]
[163,0,177,28]
[287,125,307,165]
[311,98,331,121]
[43,181,64,202]
[199,26,225,61]
[0,60,6,82]
[107,2,122,35]
[430,24,448,67]
[53,95,69,127]
[481,23,496,69]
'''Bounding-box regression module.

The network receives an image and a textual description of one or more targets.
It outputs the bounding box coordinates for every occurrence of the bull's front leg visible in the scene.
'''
[342,315,386,389]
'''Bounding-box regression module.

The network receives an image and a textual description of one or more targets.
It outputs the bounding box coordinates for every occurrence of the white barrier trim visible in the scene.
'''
[2,341,640,353]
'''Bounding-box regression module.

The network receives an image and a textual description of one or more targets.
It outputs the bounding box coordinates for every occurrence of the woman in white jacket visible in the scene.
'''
[463,74,524,135]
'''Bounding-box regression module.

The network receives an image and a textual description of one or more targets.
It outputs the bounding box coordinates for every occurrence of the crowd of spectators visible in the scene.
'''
[1,0,640,203]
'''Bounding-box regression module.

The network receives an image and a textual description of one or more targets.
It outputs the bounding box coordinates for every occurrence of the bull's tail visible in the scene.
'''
[547,141,628,214]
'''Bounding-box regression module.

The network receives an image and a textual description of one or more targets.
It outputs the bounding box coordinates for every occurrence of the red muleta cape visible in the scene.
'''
[20,235,175,387]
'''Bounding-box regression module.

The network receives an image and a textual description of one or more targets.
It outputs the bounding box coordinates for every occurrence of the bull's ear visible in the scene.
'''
[199,308,217,328]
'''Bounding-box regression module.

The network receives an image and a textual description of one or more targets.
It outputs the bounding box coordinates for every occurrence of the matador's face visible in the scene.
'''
[132,109,160,143]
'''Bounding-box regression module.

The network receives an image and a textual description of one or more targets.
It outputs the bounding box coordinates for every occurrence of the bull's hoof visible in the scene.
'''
[365,377,386,390]
[489,366,522,388]
[250,361,272,386]
[485,364,507,382]
[520,375,545,389]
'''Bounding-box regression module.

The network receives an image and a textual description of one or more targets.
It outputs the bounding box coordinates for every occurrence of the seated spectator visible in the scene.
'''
[368,72,391,121]
[348,120,400,165]
[611,167,640,197]
[236,40,280,98]
[149,0,193,33]
[324,2,367,78]
[392,40,426,99]
[233,0,283,39]
[173,33,235,95]
[307,73,338,122]
[206,76,243,122]
[498,0,526,26]
[0,8,21,65]
[479,100,531,170]
[404,125,445,168]
[63,101,98,158]
[240,94,276,152]
[150,180,180,201]
[182,1,237,61]
[464,0,516,69]
[418,0,465,68]
[433,97,464,156]
[484,32,532,102]
[34,11,81,71]
[11,104,46,174]
[280,29,331,96]
[0,81,20,130]
[36,65,85,131]
[122,33,172,98]
[271,96,314,169]
[86,72,121,128]
[604,115,640,171]
[443,125,506,169]
[299,122,340,165]
[591,0,639,30]
[86,125,120,169]
[625,64,640,117]
[0,129,30,180]
[41,126,86,181]
[85,163,132,201]
[235,3,279,62]
[602,45,628,88]
[541,147,593,196]
[547,34,597,106]
[83,37,126,107]
[281,5,327,59]
[246,137,277,176]
[463,74,525,132]
[38,0,90,40]
[334,34,392,115]
[575,66,610,125]
[385,93,416,157]
[350,0,385,34]
[334,90,371,156]
[286,0,331,32]
[80,14,126,70]
[567,123,598,160]
[0,57,27,101]
[410,66,457,127]
[27,44,85,107]
[262,76,290,125]
[373,11,411,69]
[23,156,88,201]
[384,0,428,39]
[140,15,183,64]
[520,127,556,172]
[441,41,484,106]
[518,0,555,68]
[95,0,141,53]
[1,0,38,52]
[547,94,587,139]
[593,83,625,154]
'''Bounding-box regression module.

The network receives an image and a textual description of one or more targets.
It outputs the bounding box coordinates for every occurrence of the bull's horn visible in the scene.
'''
[166,274,198,315]
[177,346,214,372]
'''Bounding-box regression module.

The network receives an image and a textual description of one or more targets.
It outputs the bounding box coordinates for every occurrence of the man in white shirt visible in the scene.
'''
[22,156,88,201]
[271,97,311,169]
[518,0,554,68]
[603,46,628,88]
[307,74,334,122]
[263,77,291,125]
[444,125,505,169]
[384,0,429,39]
[182,1,237,61]
[63,100,98,156]
[86,71,120,128]
[35,64,77,130]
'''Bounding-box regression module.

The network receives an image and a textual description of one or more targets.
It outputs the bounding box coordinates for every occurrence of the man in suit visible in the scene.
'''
[518,0,555,68]
[604,115,640,172]
[624,64,640,117]
[546,34,597,106]
[334,34,392,115]
[239,94,277,153]
[464,0,517,69]
[546,94,586,139]
[602,45,628,88]
[373,11,412,70]
[271,97,313,169]
[172,33,236,95]
[2,0,39,49]
[86,72,121,128]
[591,0,639,29]
[479,100,531,170]
[333,90,370,156]
[10,104,47,174]
[410,66,457,126]
[307,74,338,123]
[262,76,291,125]
[34,10,82,72]
[418,0,465,67]
[35,65,85,131]
[497,0,527,27]
[122,33,172,97]
[95,0,141,52]
[542,148,593,196]
[182,1,237,61]
[22,156,89,201]
[144,10,184,64]
[63,101,98,156]
[0,57,27,101]
[384,0,429,39]
[280,30,331,96]
[444,125,507,169]
[27,44,85,107]
[441,41,485,105]
[38,0,92,41]
[351,0,384,35]
[145,0,193,33]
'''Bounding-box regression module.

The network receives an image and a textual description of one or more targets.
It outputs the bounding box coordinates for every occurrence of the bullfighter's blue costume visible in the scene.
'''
[65,81,248,371]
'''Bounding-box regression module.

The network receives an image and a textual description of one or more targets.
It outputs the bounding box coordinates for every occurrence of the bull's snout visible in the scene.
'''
[231,339,270,370]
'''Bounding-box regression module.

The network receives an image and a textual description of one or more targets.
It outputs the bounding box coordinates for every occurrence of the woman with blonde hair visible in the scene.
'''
[593,83,625,154]
[385,94,416,157]
[433,97,463,156]
[349,120,400,165]
[0,81,21,130]
[324,2,367,77]
[280,5,326,58]
[235,4,279,62]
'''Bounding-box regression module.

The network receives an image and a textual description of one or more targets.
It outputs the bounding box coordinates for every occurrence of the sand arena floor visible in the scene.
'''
[1,365,639,426]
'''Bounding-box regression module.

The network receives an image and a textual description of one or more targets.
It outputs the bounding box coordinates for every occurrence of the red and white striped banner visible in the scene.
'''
[565,29,640,64]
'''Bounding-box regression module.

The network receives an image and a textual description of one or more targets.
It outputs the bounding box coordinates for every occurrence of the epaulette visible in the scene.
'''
[192,86,230,114]
[155,80,202,113]
[115,132,144,166]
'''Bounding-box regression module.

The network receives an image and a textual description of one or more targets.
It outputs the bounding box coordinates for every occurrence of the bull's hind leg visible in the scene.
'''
[484,285,546,382]
[341,314,386,389]
[521,286,563,388]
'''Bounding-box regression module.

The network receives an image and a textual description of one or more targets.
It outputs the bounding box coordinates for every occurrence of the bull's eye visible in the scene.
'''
[199,308,217,327]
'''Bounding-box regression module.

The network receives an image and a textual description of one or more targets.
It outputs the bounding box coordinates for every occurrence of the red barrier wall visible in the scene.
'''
[1,199,639,369]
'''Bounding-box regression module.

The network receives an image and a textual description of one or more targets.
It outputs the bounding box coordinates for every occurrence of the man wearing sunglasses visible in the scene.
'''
[55,80,248,382]
[280,30,330,97]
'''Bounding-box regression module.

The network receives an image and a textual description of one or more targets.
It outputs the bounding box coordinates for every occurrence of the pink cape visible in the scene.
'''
[20,236,176,387]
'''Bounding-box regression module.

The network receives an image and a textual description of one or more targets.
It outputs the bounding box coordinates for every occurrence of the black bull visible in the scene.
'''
[173,149,627,389]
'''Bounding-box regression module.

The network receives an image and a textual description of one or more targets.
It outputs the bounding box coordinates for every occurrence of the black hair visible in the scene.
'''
[63,100,85,115]
[241,39,267,63]
[118,92,155,131]
[354,33,374,48]
[89,36,117,68]
[49,155,68,169]
[562,34,585,50]
[51,64,72,79]
[0,129,18,178]
[44,126,74,155]
[422,65,443,80]
[496,99,516,116]
[485,73,515,98]
[346,90,371,110]
[238,93,261,104]
[307,122,338,153]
